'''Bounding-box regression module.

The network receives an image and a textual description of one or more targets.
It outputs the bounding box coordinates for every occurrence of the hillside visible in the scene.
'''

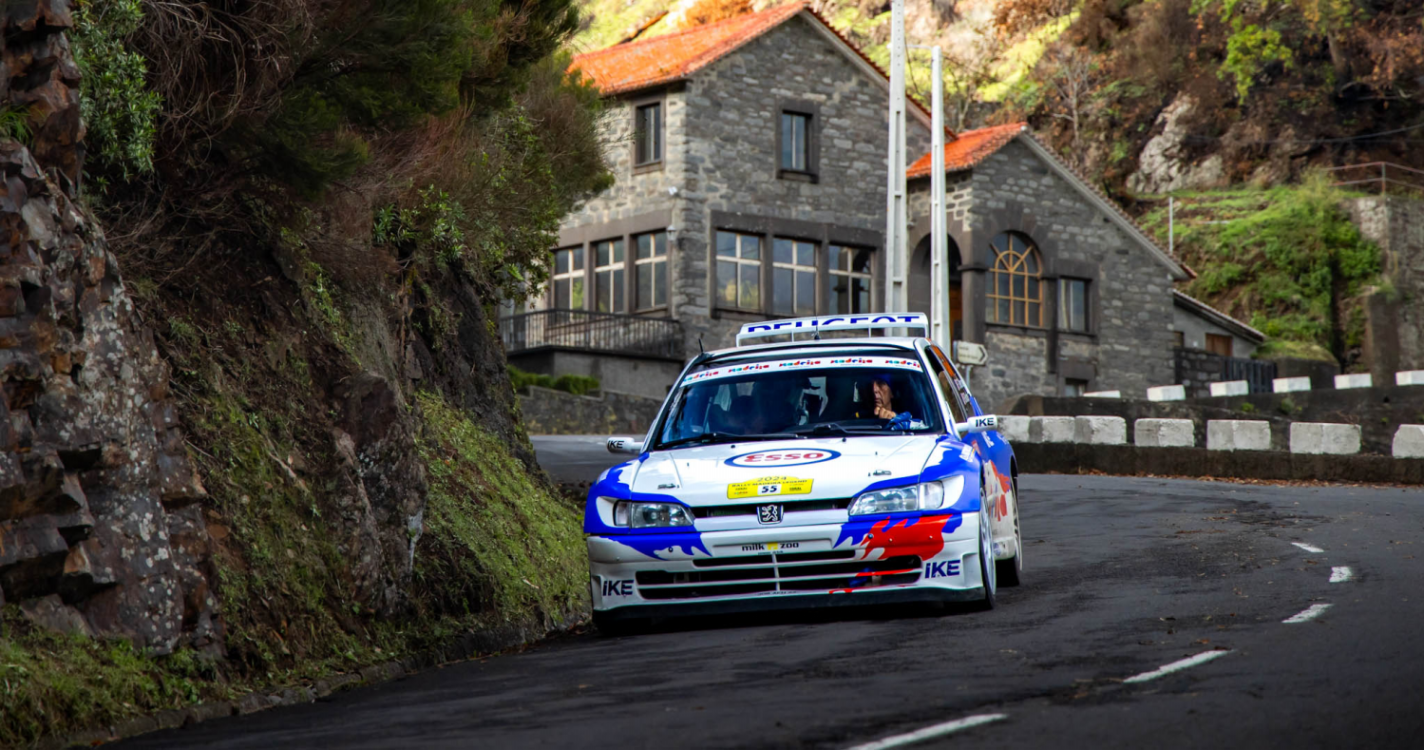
[0,0,612,745]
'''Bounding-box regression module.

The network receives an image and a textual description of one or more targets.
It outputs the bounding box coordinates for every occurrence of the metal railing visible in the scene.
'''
[1322,162,1424,197]
[499,309,683,360]
[1221,356,1277,394]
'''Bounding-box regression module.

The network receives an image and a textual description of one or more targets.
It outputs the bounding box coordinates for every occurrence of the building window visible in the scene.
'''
[635,102,662,166]
[635,231,668,310]
[716,231,761,310]
[1059,278,1089,333]
[828,245,873,314]
[593,239,625,313]
[552,246,585,310]
[781,112,810,172]
[1064,378,1089,397]
[1172,330,1185,348]
[986,232,1042,327]
[1206,333,1233,357]
[772,238,816,316]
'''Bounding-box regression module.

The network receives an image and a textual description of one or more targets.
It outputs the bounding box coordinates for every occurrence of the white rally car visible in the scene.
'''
[585,313,1021,632]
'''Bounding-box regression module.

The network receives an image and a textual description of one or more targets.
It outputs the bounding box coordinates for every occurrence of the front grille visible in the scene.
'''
[634,553,922,600]
[691,497,852,519]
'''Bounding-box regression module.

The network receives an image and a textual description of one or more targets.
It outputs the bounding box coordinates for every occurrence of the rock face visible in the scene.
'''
[0,1,216,653]
[1127,95,1227,195]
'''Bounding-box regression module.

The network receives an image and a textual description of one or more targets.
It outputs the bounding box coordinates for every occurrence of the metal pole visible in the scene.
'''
[1168,196,1174,256]
[883,0,907,315]
[930,46,947,348]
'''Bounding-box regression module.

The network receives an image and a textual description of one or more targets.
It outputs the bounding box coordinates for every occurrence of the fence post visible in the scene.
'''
[1382,162,1387,194]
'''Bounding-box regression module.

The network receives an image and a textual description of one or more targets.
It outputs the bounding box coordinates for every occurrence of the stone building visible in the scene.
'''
[504,1,1258,408]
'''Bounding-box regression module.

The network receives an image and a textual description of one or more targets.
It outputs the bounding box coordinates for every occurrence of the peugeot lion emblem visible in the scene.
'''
[757,503,783,525]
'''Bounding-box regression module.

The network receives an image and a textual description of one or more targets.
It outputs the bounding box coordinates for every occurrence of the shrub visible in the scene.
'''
[72,0,162,178]
[507,365,599,396]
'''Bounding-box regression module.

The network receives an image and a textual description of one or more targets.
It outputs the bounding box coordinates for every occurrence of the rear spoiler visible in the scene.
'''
[735,313,930,346]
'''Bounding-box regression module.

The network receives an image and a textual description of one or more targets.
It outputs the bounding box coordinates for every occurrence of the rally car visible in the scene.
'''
[585,313,1021,633]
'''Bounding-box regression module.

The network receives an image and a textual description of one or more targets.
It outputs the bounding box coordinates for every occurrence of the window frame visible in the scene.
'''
[631,96,665,173]
[550,245,586,311]
[592,238,627,314]
[775,101,820,182]
[715,230,764,312]
[985,232,1044,329]
[1058,277,1090,334]
[771,237,819,317]
[633,231,670,312]
[827,244,874,316]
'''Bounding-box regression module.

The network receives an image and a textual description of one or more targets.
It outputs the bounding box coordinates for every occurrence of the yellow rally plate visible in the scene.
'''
[727,476,813,499]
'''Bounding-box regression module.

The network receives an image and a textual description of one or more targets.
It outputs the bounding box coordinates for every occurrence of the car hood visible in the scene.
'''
[628,435,944,507]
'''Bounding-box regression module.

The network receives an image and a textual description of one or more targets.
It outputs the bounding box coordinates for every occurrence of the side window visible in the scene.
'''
[925,347,969,425]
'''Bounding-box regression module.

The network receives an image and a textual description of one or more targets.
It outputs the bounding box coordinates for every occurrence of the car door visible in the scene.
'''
[926,345,1014,518]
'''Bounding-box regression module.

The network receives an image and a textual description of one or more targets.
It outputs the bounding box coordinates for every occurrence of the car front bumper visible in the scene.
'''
[588,512,987,616]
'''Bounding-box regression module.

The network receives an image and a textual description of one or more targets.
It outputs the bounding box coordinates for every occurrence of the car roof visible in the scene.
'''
[702,336,928,364]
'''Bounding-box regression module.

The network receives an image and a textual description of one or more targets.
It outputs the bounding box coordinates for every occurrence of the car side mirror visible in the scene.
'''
[952,341,988,367]
[606,437,644,454]
[954,414,998,436]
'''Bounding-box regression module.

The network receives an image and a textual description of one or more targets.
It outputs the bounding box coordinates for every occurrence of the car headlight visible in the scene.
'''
[611,500,695,528]
[848,477,960,516]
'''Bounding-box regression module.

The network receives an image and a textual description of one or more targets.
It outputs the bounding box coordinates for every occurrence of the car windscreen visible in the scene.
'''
[654,355,943,449]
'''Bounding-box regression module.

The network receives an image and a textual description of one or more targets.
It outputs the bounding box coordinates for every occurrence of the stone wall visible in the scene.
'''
[1345,196,1424,380]
[518,387,663,436]
[0,2,212,652]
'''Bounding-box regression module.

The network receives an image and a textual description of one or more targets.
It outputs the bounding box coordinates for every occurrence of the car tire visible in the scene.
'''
[996,476,1023,588]
[974,498,997,611]
[592,611,647,637]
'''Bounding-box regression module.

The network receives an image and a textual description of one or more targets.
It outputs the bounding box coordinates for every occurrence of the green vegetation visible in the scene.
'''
[1140,176,1380,364]
[507,365,600,396]
[71,0,161,178]
[0,614,224,747]
[413,391,586,621]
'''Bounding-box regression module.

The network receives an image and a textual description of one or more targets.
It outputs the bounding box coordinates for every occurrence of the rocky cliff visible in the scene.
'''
[0,0,599,744]
[0,2,214,654]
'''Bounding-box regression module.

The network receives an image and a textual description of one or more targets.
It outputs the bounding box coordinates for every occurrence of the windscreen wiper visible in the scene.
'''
[657,432,799,450]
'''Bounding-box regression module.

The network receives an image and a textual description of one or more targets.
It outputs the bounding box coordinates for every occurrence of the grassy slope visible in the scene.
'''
[1136,177,1382,365]
[0,265,587,746]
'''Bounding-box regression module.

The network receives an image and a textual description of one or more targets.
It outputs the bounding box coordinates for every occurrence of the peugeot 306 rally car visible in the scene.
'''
[586,313,1021,633]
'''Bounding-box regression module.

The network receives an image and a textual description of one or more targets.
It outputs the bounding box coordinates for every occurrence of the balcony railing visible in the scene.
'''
[500,309,683,360]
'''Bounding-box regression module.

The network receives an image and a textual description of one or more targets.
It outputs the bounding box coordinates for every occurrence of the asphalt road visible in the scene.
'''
[122,437,1424,749]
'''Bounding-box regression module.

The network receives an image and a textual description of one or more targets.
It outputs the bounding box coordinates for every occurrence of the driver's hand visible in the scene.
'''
[874,405,895,420]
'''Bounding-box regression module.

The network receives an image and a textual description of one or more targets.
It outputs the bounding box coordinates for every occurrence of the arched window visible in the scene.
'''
[986,232,1042,327]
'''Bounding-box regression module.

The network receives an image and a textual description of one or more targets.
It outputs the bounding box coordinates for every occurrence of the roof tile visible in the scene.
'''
[906,122,1026,178]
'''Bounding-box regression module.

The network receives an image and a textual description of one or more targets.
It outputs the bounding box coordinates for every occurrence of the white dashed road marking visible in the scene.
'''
[1122,650,1232,684]
[1292,542,1325,554]
[1329,566,1353,583]
[1283,603,1333,623]
[846,714,1008,750]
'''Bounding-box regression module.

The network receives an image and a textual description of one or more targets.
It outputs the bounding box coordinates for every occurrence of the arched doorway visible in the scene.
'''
[907,235,962,341]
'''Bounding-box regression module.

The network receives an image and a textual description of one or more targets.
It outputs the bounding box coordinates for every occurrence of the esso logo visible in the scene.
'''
[725,449,841,468]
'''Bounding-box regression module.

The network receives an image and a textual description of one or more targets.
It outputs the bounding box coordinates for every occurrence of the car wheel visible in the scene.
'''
[996,477,1023,587]
[974,498,997,611]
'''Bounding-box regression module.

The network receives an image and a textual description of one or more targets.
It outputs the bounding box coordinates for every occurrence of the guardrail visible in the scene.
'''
[1322,162,1424,196]
[499,309,683,360]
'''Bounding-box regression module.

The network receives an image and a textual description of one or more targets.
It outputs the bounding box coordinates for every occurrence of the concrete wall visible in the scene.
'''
[1170,305,1259,359]
[518,387,664,436]
[507,350,683,400]
[1346,196,1424,380]
[907,138,1179,409]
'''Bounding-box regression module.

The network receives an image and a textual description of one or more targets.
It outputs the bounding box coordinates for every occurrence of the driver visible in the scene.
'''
[869,375,897,420]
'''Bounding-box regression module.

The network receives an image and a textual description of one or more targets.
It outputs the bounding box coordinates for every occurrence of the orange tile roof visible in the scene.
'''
[570,2,935,122]
[572,3,807,96]
[906,122,1026,178]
